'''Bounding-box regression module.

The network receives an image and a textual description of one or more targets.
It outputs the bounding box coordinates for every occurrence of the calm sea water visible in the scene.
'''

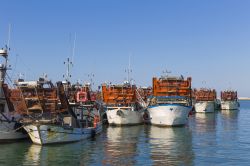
[1,101,250,166]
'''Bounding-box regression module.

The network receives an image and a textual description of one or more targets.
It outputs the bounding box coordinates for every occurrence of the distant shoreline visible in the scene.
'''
[238,97,250,100]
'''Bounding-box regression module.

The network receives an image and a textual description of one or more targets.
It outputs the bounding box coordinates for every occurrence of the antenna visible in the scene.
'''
[43,73,48,80]
[72,32,76,63]
[18,73,24,79]
[162,69,171,77]
[125,54,132,84]
[202,81,206,85]
[63,33,75,83]
[87,73,95,89]
[63,57,73,82]
[7,24,11,49]
[0,25,11,89]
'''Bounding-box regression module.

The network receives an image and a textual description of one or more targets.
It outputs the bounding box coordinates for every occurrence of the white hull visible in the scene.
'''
[221,101,239,110]
[195,101,215,113]
[106,107,143,125]
[24,123,102,145]
[147,104,192,126]
[0,120,27,141]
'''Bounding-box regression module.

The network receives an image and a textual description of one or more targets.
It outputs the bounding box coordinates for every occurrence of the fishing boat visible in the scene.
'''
[73,81,108,125]
[193,88,217,113]
[0,47,27,141]
[220,90,239,110]
[9,79,102,145]
[102,82,146,125]
[146,74,192,126]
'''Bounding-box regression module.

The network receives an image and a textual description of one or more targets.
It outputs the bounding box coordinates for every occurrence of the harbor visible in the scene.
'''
[1,0,250,165]
[0,45,245,165]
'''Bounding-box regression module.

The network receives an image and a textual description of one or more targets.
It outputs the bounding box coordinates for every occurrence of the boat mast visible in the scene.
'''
[0,25,11,96]
[63,57,73,83]
[87,73,94,90]
[125,55,132,84]
[63,33,76,83]
[7,24,11,49]
[0,48,8,90]
[71,33,76,64]
[162,69,171,78]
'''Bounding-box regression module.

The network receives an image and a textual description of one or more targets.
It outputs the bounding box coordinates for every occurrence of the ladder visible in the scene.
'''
[135,89,147,109]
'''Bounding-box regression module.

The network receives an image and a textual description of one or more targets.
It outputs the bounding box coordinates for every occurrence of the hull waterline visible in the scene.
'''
[106,108,143,126]
[147,104,192,126]
[24,123,102,145]
[221,101,239,110]
[195,101,215,113]
[0,120,27,142]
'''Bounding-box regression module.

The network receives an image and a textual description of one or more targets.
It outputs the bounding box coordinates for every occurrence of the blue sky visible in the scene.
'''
[0,0,249,96]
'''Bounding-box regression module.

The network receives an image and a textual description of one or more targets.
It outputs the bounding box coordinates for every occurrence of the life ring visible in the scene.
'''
[76,91,87,102]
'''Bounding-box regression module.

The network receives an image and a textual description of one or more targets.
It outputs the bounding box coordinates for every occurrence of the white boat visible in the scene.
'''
[220,90,239,110]
[0,48,27,141]
[193,88,217,113]
[194,101,215,113]
[24,118,102,145]
[102,83,146,126]
[106,106,144,125]
[146,75,192,126]
[147,103,191,126]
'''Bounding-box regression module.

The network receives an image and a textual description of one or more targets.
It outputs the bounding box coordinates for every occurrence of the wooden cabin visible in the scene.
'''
[152,76,192,98]
[102,83,137,106]
[9,80,60,115]
[193,88,217,101]
[221,91,238,101]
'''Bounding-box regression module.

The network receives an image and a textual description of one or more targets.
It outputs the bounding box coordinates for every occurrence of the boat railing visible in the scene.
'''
[107,106,133,109]
[148,96,191,106]
[135,89,148,108]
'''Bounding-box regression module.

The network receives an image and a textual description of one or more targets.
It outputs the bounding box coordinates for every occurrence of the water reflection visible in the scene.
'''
[24,144,42,165]
[0,141,29,165]
[103,126,143,165]
[147,126,194,166]
[220,109,239,131]
[221,109,239,120]
[23,140,97,166]
[192,113,217,133]
[188,113,218,163]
